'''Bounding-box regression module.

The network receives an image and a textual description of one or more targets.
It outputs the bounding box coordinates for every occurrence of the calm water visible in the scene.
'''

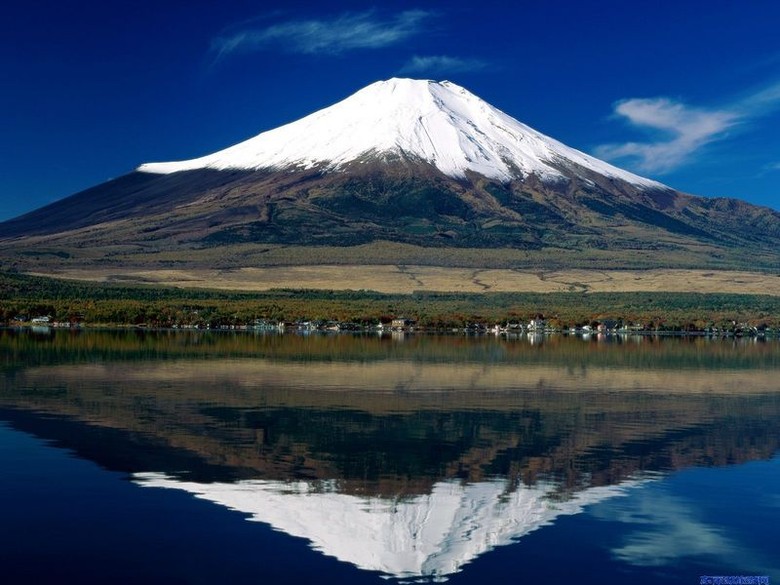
[1,329,778,584]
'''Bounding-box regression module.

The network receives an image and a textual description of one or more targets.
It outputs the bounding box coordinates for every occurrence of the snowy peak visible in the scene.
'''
[138,78,664,189]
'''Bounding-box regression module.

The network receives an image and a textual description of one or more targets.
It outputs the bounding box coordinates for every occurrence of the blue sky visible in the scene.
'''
[2,0,780,221]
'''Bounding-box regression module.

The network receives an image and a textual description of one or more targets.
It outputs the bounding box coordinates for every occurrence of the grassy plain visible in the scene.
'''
[26,265,780,295]
[6,238,780,274]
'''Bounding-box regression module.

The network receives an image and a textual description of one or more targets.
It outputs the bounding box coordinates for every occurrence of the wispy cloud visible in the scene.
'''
[400,55,489,75]
[594,490,775,574]
[609,492,734,566]
[596,81,780,174]
[212,10,433,61]
[595,99,737,173]
[738,81,780,114]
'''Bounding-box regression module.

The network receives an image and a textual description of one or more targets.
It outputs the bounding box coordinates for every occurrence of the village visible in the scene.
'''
[10,314,777,338]
[242,316,777,337]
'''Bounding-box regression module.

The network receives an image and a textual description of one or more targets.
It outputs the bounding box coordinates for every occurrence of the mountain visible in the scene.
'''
[2,78,780,272]
[136,78,663,188]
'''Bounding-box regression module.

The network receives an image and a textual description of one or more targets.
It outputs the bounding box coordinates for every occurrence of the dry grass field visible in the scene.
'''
[21,359,780,399]
[33,265,780,296]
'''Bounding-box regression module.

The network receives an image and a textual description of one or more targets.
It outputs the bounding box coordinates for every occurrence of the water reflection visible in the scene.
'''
[1,330,779,582]
[134,474,646,582]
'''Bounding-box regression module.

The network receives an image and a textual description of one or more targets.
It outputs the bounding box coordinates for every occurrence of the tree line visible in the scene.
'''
[2,271,779,331]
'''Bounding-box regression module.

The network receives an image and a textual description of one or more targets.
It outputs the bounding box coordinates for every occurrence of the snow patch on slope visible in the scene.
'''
[134,473,645,581]
[138,78,664,189]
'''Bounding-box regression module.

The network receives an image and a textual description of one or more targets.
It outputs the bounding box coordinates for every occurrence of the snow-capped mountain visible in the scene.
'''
[3,78,780,271]
[134,473,646,581]
[138,78,663,189]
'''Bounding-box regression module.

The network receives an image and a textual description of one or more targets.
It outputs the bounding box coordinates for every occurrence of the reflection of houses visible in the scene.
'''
[252,319,284,331]
[391,317,416,331]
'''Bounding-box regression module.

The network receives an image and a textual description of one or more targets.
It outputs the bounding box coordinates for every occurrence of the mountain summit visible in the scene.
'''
[139,78,662,189]
[2,78,780,272]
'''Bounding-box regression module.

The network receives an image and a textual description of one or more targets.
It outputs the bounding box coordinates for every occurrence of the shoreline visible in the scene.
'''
[4,323,777,338]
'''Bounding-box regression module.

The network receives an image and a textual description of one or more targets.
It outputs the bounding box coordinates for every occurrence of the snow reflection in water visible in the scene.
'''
[134,473,649,582]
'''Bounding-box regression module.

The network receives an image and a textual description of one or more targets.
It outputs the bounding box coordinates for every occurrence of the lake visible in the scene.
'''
[1,329,778,584]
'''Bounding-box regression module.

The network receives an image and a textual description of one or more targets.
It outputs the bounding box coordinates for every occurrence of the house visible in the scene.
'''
[597,319,620,332]
[391,317,416,331]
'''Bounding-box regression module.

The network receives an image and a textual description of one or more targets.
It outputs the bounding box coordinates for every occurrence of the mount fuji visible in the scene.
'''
[138,78,662,189]
[2,78,779,271]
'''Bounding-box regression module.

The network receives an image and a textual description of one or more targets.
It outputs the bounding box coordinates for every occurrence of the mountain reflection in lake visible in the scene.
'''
[1,330,778,584]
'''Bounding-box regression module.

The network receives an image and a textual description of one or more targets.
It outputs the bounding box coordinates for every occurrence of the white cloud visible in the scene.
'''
[400,55,489,75]
[609,493,733,566]
[737,81,780,114]
[595,98,737,174]
[596,81,780,174]
[212,10,432,60]
[593,489,777,575]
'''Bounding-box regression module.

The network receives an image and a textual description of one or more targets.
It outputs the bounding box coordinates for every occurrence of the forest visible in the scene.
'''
[1,271,779,331]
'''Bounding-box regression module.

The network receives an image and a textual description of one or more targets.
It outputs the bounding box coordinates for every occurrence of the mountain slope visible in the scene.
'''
[1,78,779,272]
